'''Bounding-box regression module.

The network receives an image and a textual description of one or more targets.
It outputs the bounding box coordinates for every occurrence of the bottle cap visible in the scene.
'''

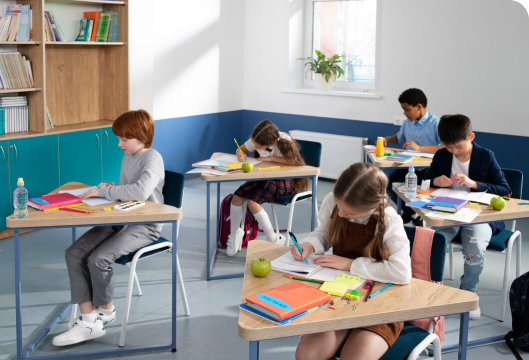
[17,178,24,185]
[377,136,384,140]
[409,165,415,173]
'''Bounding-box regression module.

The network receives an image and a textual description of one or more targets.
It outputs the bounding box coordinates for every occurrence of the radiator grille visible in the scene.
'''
[290,130,367,180]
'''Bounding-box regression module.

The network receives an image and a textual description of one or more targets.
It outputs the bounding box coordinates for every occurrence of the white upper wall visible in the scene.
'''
[143,0,245,120]
[243,0,529,137]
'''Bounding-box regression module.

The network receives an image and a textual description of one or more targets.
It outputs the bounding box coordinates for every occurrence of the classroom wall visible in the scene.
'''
[242,0,529,137]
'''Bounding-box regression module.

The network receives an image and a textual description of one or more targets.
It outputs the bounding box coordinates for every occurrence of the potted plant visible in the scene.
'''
[298,50,345,91]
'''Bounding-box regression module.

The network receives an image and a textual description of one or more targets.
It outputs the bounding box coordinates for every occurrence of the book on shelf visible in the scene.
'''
[45,11,66,42]
[0,96,29,135]
[105,11,118,42]
[426,196,468,213]
[0,52,34,89]
[45,104,54,130]
[244,281,331,321]
[96,12,112,42]
[386,154,413,163]
[84,11,100,42]
[75,19,89,42]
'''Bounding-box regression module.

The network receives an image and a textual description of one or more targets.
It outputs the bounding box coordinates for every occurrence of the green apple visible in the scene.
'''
[242,162,254,173]
[490,196,506,211]
[250,257,271,277]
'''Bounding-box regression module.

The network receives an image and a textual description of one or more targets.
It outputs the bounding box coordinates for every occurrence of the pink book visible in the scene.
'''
[28,193,82,210]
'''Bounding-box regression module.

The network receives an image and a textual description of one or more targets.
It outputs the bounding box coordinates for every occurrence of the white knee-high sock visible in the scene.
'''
[230,203,244,236]
[253,209,276,242]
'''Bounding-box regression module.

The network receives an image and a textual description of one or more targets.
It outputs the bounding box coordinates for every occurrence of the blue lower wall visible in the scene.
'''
[242,110,529,197]
[152,109,527,197]
[154,110,243,174]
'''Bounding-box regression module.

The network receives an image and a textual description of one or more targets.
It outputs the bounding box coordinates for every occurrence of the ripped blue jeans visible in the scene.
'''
[438,224,492,293]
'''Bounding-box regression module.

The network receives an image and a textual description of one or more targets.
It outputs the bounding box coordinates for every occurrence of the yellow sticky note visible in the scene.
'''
[320,282,349,296]
[332,274,360,289]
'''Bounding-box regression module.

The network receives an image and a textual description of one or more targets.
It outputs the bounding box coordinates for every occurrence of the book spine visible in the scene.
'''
[96,13,111,42]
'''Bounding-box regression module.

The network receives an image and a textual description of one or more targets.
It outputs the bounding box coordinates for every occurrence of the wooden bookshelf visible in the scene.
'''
[0,0,129,137]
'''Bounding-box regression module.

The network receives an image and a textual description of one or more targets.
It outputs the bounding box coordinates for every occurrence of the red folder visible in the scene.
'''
[28,193,83,211]
[245,281,330,321]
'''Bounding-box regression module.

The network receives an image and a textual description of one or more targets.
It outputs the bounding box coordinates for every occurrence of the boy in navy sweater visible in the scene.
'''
[424,114,510,319]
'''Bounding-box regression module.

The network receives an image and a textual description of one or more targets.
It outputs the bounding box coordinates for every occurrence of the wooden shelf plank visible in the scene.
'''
[0,41,42,45]
[45,0,125,5]
[45,120,115,135]
[46,42,125,46]
[0,88,42,94]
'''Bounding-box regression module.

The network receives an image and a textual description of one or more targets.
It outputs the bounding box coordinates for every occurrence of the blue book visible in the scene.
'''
[386,154,413,163]
[239,304,317,325]
[427,196,468,213]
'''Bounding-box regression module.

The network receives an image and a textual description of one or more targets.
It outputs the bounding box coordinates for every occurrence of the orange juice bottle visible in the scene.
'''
[376,137,385,157]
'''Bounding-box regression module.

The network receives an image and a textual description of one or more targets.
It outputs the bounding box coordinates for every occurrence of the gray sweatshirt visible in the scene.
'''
[99,148,165,229]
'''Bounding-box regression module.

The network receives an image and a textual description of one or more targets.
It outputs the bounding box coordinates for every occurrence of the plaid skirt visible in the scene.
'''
[234,180,296,204]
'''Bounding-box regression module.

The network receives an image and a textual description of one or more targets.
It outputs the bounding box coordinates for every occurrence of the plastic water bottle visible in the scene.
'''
[13,178,28,218]
[405,165,417,199]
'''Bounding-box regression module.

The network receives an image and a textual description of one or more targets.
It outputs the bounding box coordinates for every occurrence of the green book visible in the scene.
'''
[96,13,111,42]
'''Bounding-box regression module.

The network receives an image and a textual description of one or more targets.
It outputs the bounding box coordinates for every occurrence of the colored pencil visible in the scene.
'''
[290,277,325,284]
[368,283,393,299]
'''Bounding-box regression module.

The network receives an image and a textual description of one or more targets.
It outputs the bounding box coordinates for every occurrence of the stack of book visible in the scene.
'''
[44,11,67,42]
[75,11,119,43]
[0,52,34,89]
[0,96,29,135]
[386,153,413,163]
[426,196,468,213]
[0,5,32,42]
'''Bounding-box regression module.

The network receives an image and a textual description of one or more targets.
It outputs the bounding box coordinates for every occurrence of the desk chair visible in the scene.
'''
[270,140,322,245]
[379,226,447,360]
[73,171,191,347]
[447,168,523,322]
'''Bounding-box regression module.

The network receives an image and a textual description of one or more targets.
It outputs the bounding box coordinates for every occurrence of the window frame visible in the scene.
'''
[301,0,381,93]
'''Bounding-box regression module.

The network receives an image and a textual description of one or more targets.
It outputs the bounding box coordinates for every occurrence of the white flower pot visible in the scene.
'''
[315,73,335,91]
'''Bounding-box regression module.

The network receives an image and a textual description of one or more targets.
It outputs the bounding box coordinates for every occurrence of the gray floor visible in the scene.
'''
[0,176,528,360]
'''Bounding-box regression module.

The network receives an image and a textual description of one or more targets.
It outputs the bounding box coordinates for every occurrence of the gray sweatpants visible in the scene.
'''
[65,225,160,307]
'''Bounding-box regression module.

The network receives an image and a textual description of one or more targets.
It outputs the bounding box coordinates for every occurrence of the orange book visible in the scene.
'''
[245,281,330,321]
[83,11,100,42]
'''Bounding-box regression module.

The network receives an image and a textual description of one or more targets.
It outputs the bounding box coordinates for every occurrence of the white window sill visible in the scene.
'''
[283,88,380,99]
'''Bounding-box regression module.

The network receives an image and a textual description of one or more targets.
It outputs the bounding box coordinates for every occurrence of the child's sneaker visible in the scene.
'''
[68,307,116,329]
[274,234,287,246]
[53,317,105,346]
[469,305,481,320]
[226,228,244,256]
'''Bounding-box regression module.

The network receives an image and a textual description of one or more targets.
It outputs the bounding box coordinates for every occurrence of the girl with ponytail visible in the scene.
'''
[226,119,308,256]
[292,162,411,360]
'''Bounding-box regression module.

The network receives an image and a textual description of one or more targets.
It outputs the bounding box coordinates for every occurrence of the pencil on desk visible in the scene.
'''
[256,166,281,170]
[393,182,405,189]
[368,283,393,299]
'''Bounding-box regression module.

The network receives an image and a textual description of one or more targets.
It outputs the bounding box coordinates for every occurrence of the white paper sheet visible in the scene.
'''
[400,150,435,159]
[59,187,114,206]
[192,155,261,168]
[425,208,481,223]
[429,188,496,205]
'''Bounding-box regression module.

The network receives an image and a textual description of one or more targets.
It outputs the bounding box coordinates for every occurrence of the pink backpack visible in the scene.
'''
[218,194,259,249]
[408,226,446,347]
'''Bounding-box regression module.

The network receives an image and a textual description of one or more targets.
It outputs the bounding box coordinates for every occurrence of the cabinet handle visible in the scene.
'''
[95,133,100,150]
[103,130,109,147]
[1,146,4,165]
[10,144,18,163]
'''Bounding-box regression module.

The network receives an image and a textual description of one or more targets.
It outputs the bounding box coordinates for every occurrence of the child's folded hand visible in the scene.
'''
[313,254,354,271]
[434,175,453,188]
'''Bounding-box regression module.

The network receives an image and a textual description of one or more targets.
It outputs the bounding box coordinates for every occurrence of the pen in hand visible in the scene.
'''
[289,231,309,264]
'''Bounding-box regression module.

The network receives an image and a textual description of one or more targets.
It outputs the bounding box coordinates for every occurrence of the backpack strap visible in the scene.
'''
[411,227,435,281]
[506,331,525,360]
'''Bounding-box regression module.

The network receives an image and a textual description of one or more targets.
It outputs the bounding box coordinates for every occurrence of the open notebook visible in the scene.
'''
[271,252,352,282]
[429,188,498,205]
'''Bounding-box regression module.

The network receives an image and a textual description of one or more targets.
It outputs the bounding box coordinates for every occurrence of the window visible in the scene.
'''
[303,0,379,92]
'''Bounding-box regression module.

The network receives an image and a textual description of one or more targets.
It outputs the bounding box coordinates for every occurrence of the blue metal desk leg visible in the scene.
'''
[250,341,259,360]
[311,175,317,230]
[15,229,22,360]
[206,182,212,280]
[458,312,469,360]
[171,220,178,352]
[397,196,402,215]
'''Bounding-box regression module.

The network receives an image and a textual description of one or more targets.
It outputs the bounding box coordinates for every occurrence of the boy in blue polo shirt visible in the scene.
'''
[384,88,444,225]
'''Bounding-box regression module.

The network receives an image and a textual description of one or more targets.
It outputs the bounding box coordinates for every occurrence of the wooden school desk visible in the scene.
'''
[366,147,433,168]
[6,182,183,360]
[393,184,529,351]
[238,241,478,360]
[201,152,320,280]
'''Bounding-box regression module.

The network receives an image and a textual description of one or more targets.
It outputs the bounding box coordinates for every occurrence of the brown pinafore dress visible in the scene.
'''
[331,207,403,347]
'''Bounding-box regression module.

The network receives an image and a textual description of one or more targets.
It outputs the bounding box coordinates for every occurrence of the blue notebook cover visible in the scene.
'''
[240,304,317,325]
[387,154,413,163]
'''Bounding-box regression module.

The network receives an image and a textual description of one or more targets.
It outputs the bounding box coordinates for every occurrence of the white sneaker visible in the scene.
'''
[469,306,481,320]
[226,228,244,256]
[53,317,106,346]
[274,234,287,246]
[68,307,116,329]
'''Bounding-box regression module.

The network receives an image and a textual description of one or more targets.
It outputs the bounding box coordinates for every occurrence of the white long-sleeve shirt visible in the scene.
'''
[299,193,412,284]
